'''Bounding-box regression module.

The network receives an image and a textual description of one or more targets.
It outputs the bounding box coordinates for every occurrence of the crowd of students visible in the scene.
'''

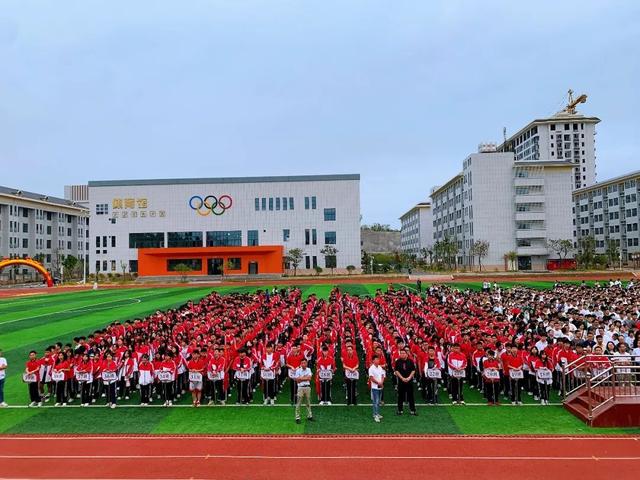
[20,280,640,421]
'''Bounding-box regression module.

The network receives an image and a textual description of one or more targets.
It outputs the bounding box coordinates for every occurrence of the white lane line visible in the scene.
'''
[0,435,637,441]
[1,454,639,461]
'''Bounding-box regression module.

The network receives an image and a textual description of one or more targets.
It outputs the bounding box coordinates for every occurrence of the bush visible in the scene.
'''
[314,266,323,276]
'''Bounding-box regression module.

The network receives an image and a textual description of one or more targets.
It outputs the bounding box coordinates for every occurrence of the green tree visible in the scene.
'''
[285,248,305,276]
[576,235,596,269]
[361,223,399,232]
[547,239,574,259]
[62,255,78,280]
[173,263,193,283]
[320,245,338,275]
[469,240,490,271]
[503,251,517,271]
[346,265,356,275]
[605,239,620,267]
[313,266,323,276]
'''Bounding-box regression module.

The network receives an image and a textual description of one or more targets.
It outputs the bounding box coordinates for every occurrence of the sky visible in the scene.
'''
[1,1,639,227]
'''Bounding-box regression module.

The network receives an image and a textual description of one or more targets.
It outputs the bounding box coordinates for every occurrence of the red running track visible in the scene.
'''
[0,435,639,480]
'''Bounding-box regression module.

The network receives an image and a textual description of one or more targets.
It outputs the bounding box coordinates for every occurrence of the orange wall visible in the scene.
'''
[137,246,284,276]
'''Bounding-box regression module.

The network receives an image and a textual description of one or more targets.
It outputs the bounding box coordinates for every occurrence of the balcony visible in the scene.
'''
[516,229,547,239]
[516,246,549,256]
[514,178,545,187]
[515,195,545,204]
[515,211,546,222]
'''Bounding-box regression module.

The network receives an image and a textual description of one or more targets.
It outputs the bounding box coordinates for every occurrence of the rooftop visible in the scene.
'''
[89,174,360,187]
[0,185,88,212]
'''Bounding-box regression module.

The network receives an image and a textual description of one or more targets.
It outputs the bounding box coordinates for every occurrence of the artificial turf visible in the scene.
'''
[0,281,638,436]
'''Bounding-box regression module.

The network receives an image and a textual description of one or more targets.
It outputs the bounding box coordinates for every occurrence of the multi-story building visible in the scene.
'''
[573,170,640,263]
[499,91,600,190]
[88,174,361,277]
[64,184,90,208]
[430,148,574,270]
[399,202,433,256]
[0,186,89,281]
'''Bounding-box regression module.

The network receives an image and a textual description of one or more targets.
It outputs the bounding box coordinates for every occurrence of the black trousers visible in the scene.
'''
[450,378,464,402]
[425,379,439,404]
[263,379,276,400]
[289,378,298,404]
[320,380,332,403]
[81,382,92,404]
[397,381,416,413]
[140,384,151,403]
[237,379,250,404]
[484,381,499,403]
[105,382,117,404]
[538,382,550,401]
[162,382,174,402]
[510,379,522,402]
[345,378,358,405]
[55,380,66,403]
[28,382,41,403]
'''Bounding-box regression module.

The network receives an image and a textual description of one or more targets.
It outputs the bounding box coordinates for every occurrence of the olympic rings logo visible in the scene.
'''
[188,195,233,216]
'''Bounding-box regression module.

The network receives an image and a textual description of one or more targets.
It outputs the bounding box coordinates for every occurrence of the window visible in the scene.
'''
[167,259,202,271]
[275,197,281,210]
[96,204,109,215]
[254,198,259,211]
[312,256,318,268]
[95,260,100,272]
[102,260,107,271]
[261,198,266,211]
[324,231,336,244]
[110,260,116,272]
[206,231,241,247]
[305,256,310,269]
[283,229,290,242]
[129,232,164,248]
[46,240,51,249]
[129,260,138,273]
[311,196,317,209]
[282,197,288,210]
[289,197,294,210]
[111,236,116,248]
[312,228,317,245]
[268,198,274,211]
[304,197,310,210]
[304,229,310,245]
[22,223,28,233]
[324,255,336,269]
[168,231,202,248]
[22,238,28,248]
[248,230,259,246]
[227,258,241,270]
[324,208,336,221]
[96,236,101,247]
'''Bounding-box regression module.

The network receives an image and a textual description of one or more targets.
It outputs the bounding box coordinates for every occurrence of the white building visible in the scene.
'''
[0,186,89,281]
[399,202,433,256]
[64,185,90,208]
[88,174,361,277]
[573,170,640,263]
[499,92,600,190]
[431,149,574,270]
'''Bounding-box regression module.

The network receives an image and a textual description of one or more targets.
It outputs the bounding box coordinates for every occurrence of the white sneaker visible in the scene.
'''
[168,401,173,406]
[125,396,130,400]
[110,404,116,409]
[263,399,268,405]
[459,401,465,405]
[54,403,61,407]
[327,401,332,406]
[270,399,275,405]
[374,415,381,423]
[0,402,8,407]
[29,401,37,407]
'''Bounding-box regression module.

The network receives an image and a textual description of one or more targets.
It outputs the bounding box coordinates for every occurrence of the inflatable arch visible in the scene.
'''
[0,258,54,287]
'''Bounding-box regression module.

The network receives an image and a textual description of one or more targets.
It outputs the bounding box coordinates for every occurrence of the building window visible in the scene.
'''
[206,230,241,247]
[102,260,107,271]
[324,208,336,221]
[311,196,317,209]
[95,261,100,272]
[324,231,336,244]
[22,238,28,248]
[324,255,336,269]
[268,198,274,211]
[261,198,266,211]
[312,229,317,245]
[96,236,101,247]
[289,197,294,210]
[167,259,202,271]
[283,229,290,242]
[23,223,28,233]
[275,197,281,210]
[129,260,138,273]
[254,198,259,211]
[312,256,318,268]
[248,230,259,246]
[305,197,310,210]
[168,231,202,248]
[305,229,310,245]
[305,256,310,269]
[227,258,242,270]
[96,204,109,215]
[129,232,165,248]
[111,236,116,248]
[282,197,288,210]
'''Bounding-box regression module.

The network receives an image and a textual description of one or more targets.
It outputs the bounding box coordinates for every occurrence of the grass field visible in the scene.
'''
[1,281,638,435]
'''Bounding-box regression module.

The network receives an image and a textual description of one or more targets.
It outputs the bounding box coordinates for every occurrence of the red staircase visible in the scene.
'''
[563,359,640,427]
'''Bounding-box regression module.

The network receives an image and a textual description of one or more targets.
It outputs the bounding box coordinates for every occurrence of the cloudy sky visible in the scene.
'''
[1,1,638,227]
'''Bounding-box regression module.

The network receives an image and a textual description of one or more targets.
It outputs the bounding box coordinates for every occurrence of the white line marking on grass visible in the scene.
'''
[1,454,638,461]
[0,290,168,324]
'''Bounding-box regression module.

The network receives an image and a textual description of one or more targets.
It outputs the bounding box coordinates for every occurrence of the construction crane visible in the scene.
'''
[563,89,588,114]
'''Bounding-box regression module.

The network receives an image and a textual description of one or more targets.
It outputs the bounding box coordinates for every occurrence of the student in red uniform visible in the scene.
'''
[207,348,226,405]
[233,349,252,405]
[75,353,94,407]
[316,345,335,405]
[119,350,136,401]
[532,351,554,405]
[101,352,119,409]
[24,351,42,407]
[187,349,206,407]
[342,344,359,406]
[259,343,278,405]
[447,343,467,405]
[159,352,177,407]
[480,350,501,405]
[52,352,70,406]
[506,345,524,405]
[423,346,442,405]
[137,354,154,405]
[286,343,303,405]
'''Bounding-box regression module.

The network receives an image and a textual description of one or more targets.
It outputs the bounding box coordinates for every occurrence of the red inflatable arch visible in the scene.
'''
[0,257,54,287]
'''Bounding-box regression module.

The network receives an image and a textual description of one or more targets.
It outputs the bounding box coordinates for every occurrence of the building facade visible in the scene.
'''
[0,186,89,281]
[64,184,90,208]
[399,202,433,256]
[573,170,640,263]
[499,105,600,190]
[88,174,361,277]
[431,151,574,270]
